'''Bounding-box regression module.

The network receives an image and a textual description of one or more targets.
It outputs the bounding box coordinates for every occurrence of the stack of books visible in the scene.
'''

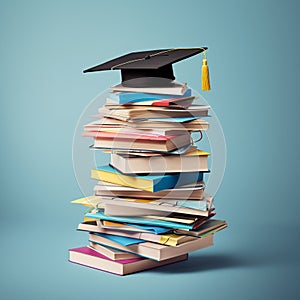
[69,81,227,276]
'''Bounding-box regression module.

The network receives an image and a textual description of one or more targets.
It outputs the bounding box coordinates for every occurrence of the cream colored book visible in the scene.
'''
[89,233,214,261]
[84,120,185,136]
[88,116,209,131]
[110,149,210,174]
[103,197,212,217]
[87,243,139,260]
[93,180,205,200]
[99,105,210,122]
[83,130,191,152]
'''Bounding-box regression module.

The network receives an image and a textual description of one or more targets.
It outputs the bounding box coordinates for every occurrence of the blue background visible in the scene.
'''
[1,0,299,299]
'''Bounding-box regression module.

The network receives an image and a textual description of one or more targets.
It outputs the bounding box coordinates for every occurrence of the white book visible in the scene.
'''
[102,195,213,217]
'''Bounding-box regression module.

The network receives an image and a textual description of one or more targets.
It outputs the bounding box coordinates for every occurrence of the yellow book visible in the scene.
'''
[71,196,103,208]
[91,165,204,192]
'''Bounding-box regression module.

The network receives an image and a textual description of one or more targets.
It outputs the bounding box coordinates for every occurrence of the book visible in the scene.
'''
[110,149,209,174]
[69,246,188,276]
[87,243,139,260]
[83,131,191,152]
[91,165,204,192]
[84,121,187,136]
[99,105,210,122]
[89,233,213,261]
[77,222,197,246]
[112,144,198,156]
[102,197,213,217]
[104,96,196,109]
[120,97,195,108]
[109,89,192,104]
[94,181,205,200]
[93,233,146,246]
[88,117,209,131]
[143,214,199,225]
[123,117,209,133]
[85,210,201,230]
[174,219,228,236]
[99,220,171,234]
[110,81,189,96]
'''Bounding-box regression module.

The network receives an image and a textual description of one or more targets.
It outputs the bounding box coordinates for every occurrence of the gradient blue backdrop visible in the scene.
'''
[1,0,299,299]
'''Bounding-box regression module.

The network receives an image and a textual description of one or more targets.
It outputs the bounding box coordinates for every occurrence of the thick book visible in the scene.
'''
[94,180,205,200]
[99,105,210,122]
[110,81,189,96]
[77,222,197,247]
[110,149,209,174]
[91,165,204,192]
[89,233,214,261]
[109,89,192,104]
[83,131,191,152]
[69,246,188,275]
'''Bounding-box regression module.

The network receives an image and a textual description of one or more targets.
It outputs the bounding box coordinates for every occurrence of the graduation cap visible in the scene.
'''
[84,48,211,90]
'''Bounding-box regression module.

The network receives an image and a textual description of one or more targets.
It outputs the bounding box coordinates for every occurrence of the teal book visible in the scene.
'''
[85,210,195,230]
[110,89,192,104]
[92,165,205,192]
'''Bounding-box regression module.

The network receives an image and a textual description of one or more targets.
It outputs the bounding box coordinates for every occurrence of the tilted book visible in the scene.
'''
[69,246,188,276]
[89,233,214,261]
[91,165,204,192]
[77,222,197,247]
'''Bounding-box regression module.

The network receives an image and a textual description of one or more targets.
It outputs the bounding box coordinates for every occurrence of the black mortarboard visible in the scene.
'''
[83,48,208,87]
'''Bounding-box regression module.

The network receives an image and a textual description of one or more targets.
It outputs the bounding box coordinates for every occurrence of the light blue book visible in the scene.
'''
[85,210,195,230]
[128,224,170,234]
[110,89,192,104]
[93,165,204,192]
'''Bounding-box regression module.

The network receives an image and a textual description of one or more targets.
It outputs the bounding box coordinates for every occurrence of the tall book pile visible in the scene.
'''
[69,81,227,275]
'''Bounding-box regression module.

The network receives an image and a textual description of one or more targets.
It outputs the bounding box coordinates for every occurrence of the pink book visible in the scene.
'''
[82,130,175,140]
[69,246,187,276]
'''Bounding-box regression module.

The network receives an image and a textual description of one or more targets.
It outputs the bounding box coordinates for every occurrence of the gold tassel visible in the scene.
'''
[201,52,211,90]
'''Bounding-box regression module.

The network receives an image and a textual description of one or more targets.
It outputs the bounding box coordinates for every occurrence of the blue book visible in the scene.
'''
[110,89,192,104]
[85,210,195,230]
[92,165,204,192]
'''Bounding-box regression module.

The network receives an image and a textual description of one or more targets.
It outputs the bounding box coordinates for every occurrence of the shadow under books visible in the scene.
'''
[151,253,254,274]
